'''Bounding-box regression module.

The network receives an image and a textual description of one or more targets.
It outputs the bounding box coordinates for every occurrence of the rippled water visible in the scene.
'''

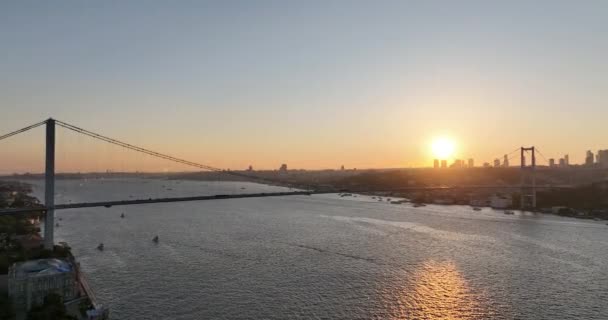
[27,178,608,319]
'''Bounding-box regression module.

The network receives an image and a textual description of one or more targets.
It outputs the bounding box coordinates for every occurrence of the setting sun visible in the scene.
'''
[431,137,455,159]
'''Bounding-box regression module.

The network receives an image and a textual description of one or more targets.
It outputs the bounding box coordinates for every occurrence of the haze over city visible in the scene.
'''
[2,1,608,172]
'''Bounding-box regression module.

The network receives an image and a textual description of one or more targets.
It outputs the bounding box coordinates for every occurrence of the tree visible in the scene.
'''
[0,293,15,320]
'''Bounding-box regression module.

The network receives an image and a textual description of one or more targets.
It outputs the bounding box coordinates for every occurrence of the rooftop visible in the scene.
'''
[12,258,72,277]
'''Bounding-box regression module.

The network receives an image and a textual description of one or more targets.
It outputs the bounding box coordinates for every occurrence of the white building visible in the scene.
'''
[8,258,78,311]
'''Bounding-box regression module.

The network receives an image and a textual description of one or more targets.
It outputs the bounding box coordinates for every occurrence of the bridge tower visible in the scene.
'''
[520,146,536,209]
[44,118,55,249]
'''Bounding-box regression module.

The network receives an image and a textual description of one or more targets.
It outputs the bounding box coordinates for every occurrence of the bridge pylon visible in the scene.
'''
[520,146,536,210]
[44,118,55,249]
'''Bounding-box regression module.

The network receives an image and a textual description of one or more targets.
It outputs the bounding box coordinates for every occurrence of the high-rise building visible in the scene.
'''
[549,158,556,167]
[564,154,569,166]
[559,158,566,167]
[441,160,447,168]
[341,165,345,171]
[433,159,439,169]
[597,150,608,168]
[503,155,509,167]
[493,159,500,167]
[585,150,594,166]
[451,159,463,168]
[468,158,474,168]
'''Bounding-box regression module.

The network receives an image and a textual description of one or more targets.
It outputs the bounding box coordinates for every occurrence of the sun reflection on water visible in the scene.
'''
[385,260,493,319]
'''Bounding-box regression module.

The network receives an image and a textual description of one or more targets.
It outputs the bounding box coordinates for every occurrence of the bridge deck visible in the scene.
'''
[0,184,572,216]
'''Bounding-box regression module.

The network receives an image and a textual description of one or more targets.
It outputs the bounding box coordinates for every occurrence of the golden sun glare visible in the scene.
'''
[431,137,455,159]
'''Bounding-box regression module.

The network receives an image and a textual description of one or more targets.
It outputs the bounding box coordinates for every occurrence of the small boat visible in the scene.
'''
[55,223,59,227]
[120,213,125,218]
[504,210,515,215]
[59,218,63,221]
[473,207,482,211]
[152,236,159,243]
[97,243,104,251]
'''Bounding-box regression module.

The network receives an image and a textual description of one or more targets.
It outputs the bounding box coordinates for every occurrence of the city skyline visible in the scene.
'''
[2,1,608,171]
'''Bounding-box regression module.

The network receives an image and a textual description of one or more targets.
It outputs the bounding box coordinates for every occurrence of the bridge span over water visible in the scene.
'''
[1,118,561,248]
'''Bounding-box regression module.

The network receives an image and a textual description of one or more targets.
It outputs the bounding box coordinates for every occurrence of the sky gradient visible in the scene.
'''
[1,1,607,172]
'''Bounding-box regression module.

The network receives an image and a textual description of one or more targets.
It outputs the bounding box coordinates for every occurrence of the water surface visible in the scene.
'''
[27,178,608,319]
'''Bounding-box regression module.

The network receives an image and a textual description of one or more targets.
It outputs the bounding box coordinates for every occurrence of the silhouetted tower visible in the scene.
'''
[44,119,56,249]
[520,147,536,209]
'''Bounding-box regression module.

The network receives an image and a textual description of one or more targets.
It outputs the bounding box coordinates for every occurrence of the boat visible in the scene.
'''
[473,207,482,211]
[120,213,125,218]
[504,210,515,215]
[97,243,104,251]
[413,203,426,207]
[152,236,159,243]
[55,223,59,227]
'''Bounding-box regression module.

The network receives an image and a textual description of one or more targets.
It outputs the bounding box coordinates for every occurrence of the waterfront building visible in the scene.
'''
[279,164,288,172]
[8,258,78,311]
[490,194,512,209]
[503,155,509,167]
[549,158,556,167]
[433,159,439,169]
[559,158,566,167]
[483,162,490,168]
[468,158,474,168]
[564,154,569,166]
[441,160,447,168]
[493,159,500,167]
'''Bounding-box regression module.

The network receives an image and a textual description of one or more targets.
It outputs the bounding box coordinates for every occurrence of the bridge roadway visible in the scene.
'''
[0,184,572,216]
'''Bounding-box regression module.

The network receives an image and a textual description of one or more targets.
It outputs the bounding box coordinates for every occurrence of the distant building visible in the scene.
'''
[483,162,490,168]
[585,150,594,166]
[451,159,463,168]
[8,258,78,311]
[503,155,509,167]
[564,154,569,166]
[441,160,447,168]
[433,159,439,169]
[490,194,512,209]
[340,165,345,171]
[493,159,500,167]
[559,158,566,167]
[247,165,253,171]
[549,158,556,167]
[598,150,608,168]
[468,158,474,168]
[279,164,288,172]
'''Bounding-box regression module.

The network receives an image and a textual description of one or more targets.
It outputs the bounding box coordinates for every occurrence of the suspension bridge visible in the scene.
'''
[0,118,565,249]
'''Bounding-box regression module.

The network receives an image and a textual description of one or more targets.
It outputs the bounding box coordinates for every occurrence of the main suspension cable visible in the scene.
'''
[0,120,48,142]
